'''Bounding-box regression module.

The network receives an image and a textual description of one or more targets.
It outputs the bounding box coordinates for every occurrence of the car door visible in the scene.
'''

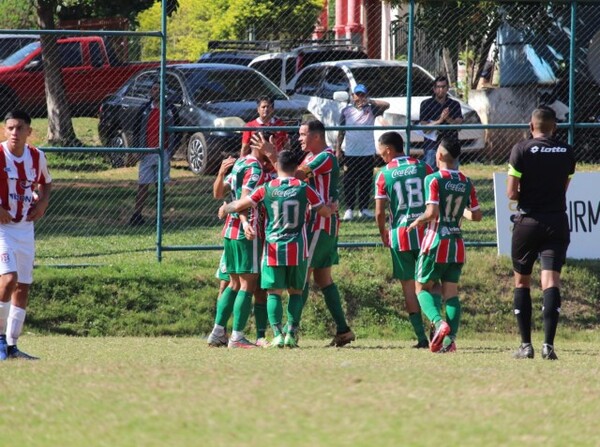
[118,71,157,145]
[319,66,352,146]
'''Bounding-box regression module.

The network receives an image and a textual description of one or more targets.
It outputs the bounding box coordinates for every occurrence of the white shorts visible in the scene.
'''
[0,222,35,284]
[138,152,171,185]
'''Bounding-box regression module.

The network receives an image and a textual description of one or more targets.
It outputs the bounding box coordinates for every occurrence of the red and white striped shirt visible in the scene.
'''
[0,142,52,223]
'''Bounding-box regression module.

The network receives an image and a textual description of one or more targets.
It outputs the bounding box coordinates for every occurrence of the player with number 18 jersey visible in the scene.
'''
[375,156,433,252]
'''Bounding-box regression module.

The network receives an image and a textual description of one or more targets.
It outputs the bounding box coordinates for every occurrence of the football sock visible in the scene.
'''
[254,302,268,339]
[408,312,428,343]
[433,293,442,313]
[298,283,310,318]
[232,290,253,332]
[211,324,225,336]
[0,301,10,335]
[214,286,236,327]
[542,287,561,346]
[267,293,283,336]
[322,283,350,333]
[445,296,461,337]
[417,290,442,324]
[6,305,25,346]
[287,294,303,327]
[513,287,532,344]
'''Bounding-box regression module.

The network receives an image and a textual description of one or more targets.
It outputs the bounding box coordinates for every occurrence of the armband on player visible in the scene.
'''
[242,221,249,230]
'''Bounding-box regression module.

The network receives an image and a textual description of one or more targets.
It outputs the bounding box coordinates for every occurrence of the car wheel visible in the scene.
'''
[108,131,140,168]
[187,132,209,175]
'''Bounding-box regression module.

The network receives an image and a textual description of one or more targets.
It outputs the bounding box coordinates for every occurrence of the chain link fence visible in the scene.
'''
[0,0,597,264]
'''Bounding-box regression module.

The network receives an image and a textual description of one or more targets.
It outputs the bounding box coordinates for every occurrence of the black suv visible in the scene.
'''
[197,40,271,66]
[98,63,310,175]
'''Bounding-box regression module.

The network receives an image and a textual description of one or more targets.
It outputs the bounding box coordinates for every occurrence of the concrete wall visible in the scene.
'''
[468,86,537,162]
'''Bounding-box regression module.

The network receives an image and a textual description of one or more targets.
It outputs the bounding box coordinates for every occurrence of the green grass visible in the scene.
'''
[4,335,600,447]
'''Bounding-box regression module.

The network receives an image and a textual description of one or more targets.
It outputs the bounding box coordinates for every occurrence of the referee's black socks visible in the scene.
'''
[513,288,532,344]
[542,287,561,346]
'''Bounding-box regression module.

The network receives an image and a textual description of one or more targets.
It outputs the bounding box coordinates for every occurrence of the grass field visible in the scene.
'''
[3,335,600,447]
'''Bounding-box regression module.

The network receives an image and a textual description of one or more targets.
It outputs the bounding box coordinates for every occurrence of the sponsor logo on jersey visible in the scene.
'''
[0,252,9,263]
[271,188,298,198]
[250,174,260,182]
[9,193,33,202]
[391,166,418,178]
[445,182,466,193]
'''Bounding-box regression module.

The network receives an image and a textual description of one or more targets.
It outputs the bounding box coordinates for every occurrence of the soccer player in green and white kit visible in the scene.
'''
[374,131,433,348]
[219,151,334,348]
[207,147,265,349]
[408,138,482,353]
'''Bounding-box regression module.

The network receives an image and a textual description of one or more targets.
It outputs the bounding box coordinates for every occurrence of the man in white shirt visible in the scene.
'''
[0,110,52,360]
[336,84,389,221]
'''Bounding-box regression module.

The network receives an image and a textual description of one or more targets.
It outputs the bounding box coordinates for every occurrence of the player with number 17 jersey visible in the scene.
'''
[248,177,323,267]
[375,156,433,251]
[420,170,480,263]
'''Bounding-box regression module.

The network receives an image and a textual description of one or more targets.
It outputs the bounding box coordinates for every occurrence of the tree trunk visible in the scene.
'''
[35,0,81,146]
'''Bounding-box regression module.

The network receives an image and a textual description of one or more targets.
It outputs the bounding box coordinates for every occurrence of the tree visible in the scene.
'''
[391,1,572,90]
[31,0,179,146]
[138,0,323,61]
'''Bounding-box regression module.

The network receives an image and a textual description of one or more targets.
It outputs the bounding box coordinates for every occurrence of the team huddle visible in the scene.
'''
[207,95,483,353]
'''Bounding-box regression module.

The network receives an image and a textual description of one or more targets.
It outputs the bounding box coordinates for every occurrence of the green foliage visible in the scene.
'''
[137,0,323,61]
[0,0,37,29]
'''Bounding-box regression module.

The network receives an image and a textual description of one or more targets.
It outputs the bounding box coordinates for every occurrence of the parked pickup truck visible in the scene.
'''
[0,36,167,117]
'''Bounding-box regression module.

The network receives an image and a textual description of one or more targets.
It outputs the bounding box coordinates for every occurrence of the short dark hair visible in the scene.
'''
[378,131,405,154]
[277,150,298,173]
[439,137,461,160]
[433,75,448,86]
[532,105,557,123]
[4,110,31,125]
[301,119,326,137]
[257,95,274,106]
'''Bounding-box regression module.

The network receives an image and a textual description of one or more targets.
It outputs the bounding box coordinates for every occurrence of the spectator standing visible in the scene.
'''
[0,110,52,360]
[419,76,463,170]
[508,106,576,361]
[241,96,289,156]
[129,82,175,226]
[336,84,389,221]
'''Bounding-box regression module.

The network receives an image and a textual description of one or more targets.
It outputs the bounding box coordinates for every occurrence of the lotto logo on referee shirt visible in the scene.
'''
[530,146,567,153]
[0,253,9,263]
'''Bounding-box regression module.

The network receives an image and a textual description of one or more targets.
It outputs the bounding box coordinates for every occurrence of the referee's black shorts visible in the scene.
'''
[511,212,570,275]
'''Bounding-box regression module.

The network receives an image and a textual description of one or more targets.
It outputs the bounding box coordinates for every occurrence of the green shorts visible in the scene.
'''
[307,230,339,269]
[223,237,261,275]
[214,251,230,281]
[390,248,419,281]
[261,258,308,291]
[415,254,463,284]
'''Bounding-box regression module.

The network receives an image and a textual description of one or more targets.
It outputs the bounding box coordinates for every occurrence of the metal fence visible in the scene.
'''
[0,0,598,264]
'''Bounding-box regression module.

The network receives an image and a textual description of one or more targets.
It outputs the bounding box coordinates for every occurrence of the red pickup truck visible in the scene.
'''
[0,36,165,117]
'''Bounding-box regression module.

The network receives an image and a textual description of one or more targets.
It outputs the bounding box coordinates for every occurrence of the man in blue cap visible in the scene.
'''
[336,84,389,221]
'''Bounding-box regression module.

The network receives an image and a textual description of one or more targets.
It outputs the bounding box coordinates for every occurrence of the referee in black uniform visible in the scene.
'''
[507,106,576,360]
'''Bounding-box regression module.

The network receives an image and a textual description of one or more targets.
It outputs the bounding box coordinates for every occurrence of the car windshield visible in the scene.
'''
[182,68,288,103]
[0,41,40,66]
[350,66,434,97]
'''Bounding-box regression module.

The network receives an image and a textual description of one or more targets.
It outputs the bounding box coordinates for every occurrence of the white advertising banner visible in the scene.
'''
[493,172,600,259]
